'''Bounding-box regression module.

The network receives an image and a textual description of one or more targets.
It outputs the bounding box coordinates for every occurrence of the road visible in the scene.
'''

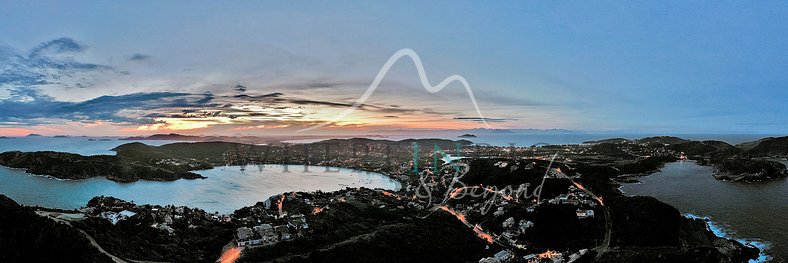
[568,179,612,260]
[36,211,129,263]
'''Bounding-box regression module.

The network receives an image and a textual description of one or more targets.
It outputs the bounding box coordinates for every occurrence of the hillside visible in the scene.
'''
[741,136,788,157]
[0,195,112,263]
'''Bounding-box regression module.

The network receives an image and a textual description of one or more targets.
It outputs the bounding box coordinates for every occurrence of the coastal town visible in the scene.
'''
[7,135,783,262]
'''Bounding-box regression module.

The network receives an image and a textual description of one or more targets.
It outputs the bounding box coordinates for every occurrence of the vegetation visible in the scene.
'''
[0,194,112,263]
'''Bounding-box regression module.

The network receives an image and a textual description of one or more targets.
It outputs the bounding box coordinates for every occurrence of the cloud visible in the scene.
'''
[233,92,283,100]
[0,38,501,132]
[0,37,114,89]
[30,38,87,56]
[128,53,150,61]
[0,87,216,125]
[232,83,247,92]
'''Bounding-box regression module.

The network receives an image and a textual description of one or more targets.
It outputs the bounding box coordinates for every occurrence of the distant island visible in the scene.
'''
[121,133,202,141]
[0,151,206,183]
[458,133,477,138]
[26,133,43,137]
[120,133,375,145]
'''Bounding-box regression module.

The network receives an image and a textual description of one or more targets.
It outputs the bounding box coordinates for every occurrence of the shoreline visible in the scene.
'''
[1,163,402,214]
[619,161,779,263]
[684,213,772,263]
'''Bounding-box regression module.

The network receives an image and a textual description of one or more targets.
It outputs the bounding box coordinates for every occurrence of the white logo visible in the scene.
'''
[298,48,491,132]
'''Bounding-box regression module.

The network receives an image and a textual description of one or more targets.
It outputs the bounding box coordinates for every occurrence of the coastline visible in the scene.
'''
[616,160,785,263]
[684,213,772,263]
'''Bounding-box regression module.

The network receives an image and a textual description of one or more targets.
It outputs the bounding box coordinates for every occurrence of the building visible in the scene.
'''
[275,225,292,241]
[576,209,595,219]
[100,210,137,225]
[237,227,254,240]
[254,224,278,244]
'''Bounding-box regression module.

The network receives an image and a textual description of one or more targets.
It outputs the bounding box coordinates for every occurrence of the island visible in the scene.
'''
[459,133,478,138]
[0,151,206,182]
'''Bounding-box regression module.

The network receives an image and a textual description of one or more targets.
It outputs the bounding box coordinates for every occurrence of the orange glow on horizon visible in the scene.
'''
[0,127,38,137]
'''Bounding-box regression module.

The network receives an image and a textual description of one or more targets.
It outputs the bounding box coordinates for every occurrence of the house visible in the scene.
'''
[518,220,534,233]
[502,217,515,229]
[494,250,512,261]
[237,227,254,240]
[100,210,136,225]
[253,224,273,236]
[253,224,278,244]
[152,223,175,235]
[275,225,291,240]
[288,214,308,229]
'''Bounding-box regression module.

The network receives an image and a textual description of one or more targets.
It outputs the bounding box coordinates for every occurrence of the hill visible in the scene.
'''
[0,194,112,263]
[741,136,788,157]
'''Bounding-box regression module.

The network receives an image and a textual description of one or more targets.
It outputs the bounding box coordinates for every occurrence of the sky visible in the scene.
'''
[1,1,787,136]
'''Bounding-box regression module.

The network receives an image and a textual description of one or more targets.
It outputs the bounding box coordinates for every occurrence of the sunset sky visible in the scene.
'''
[1,1,787,136]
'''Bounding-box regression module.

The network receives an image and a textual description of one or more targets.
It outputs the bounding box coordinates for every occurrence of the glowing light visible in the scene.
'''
[277,195,286,216]
[381,191,401,200]
[439,206,469,225]
[450,187,464,198]
[312,207,324,215]
[537,250,560,259]
[217,247,241,263]
[472,224,494,244]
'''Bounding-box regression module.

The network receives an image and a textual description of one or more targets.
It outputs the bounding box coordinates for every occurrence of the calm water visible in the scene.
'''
[621,161,788,262]
[0,164,400,214]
